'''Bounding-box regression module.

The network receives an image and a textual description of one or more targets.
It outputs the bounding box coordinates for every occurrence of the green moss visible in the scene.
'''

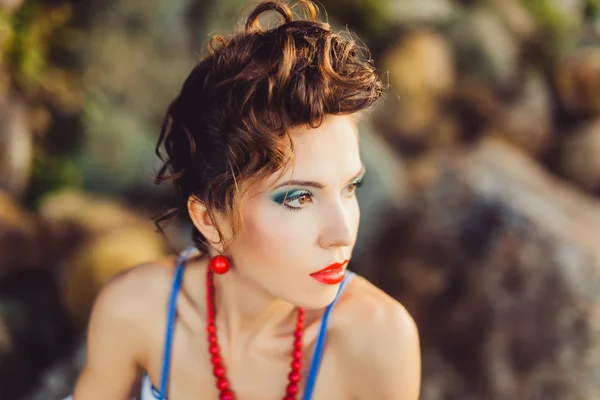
[24,150,82,209]
[585,0,600,18]
[2,2,72,93]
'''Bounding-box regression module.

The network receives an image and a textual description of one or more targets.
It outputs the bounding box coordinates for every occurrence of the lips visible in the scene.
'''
[310,260,349,285]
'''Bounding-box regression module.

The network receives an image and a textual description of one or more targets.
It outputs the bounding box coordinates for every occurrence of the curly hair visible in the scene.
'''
[153,0,384,253]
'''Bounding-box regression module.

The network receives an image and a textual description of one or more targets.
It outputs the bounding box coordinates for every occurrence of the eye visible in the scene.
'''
[345,177,365,196]
[283,191,313,211]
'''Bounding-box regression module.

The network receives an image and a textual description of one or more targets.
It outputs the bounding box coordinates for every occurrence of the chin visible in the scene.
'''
[292,286,341,310]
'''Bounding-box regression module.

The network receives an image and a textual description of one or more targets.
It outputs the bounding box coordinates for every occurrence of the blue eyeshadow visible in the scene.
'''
[271,189,306,204]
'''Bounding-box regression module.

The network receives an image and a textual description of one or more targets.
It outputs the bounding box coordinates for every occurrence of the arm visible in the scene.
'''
[373,304,421,399]
[343,302,421,400]
[71,272,146,399]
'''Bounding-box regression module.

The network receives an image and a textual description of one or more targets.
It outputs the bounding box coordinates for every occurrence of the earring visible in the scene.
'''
[209,254,230,275]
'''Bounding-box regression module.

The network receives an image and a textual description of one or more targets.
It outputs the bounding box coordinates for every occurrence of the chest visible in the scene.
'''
[143,323,354,400]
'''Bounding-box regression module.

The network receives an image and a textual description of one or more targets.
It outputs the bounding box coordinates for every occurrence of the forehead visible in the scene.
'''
[275,114,361,182]
[241,114,362,198]
[291,114,359,161]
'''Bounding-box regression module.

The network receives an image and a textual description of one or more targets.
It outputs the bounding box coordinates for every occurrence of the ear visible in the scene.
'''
[187,195,225,252]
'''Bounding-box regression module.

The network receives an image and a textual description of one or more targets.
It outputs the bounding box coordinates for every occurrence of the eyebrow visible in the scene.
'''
[272,165,366,190]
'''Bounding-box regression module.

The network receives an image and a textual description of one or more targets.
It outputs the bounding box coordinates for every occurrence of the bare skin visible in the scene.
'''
[72,114,421,399]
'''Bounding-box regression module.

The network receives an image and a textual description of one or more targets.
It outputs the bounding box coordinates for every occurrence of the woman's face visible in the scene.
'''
[228,114,364,309]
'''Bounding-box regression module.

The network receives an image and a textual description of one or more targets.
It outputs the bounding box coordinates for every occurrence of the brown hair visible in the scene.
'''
[153,0,384,253]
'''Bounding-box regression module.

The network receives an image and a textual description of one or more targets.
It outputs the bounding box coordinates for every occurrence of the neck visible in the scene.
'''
[209,264,298,347]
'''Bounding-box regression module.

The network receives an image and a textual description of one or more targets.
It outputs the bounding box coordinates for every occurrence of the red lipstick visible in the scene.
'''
[310,260,349,285]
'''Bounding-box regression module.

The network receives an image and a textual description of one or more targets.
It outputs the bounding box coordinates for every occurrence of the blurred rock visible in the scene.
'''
[63,225,165,326]
[319,0,458,52]
[358,137,600,399]
[386,0,460,25]
[24,339,86,400]
[77,0,195,196]
[0,94,33,199]
[39,189,158,259]
[524,0,585,38]
[559,118,600,193]
[353,120,410,269]
[39,190,167,326]
[0,269,76,400]
[0,0,24,15]
[0,191,46,280]
[0,316,10,353]
[488,0,537,42]
[451,6,520,87]
[554,47,600,118]
[378,30,456,150]
[488,72,554,158]
[443,78,500,142]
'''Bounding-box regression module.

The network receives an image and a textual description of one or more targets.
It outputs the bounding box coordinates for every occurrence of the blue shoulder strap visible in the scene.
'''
[302,271,355,400]
[156,247,196,399]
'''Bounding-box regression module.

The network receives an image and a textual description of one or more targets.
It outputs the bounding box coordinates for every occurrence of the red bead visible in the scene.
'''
[214,365,226,378]
[205,262,306,399]
[210,255,230,274]
[217,378,229,390]
[209,344,220,355]
[288,370,301,383]
[292,349,302,360]
[286,383,299,395]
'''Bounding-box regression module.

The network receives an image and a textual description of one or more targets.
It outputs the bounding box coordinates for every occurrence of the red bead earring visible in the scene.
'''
[209,254,230,275]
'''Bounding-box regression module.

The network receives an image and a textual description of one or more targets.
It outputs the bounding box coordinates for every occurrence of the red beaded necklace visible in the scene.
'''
[205,268,306,400]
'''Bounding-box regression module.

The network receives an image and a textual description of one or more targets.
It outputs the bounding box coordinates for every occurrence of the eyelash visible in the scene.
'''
[282,178,365,212]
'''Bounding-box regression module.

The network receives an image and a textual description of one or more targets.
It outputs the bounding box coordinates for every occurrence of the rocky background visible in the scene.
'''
[1,0,600,399]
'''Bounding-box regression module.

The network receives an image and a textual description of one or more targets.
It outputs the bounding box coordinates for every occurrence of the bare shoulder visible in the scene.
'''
[73,258,179,397]
[330,274,421,400]
[87,258,178,356]
[94,258,176,320]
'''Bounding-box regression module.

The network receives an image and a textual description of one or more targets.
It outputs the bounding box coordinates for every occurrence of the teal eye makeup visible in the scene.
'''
[346,175,365,194]
[351,175,365,188]
[270,173,365,212]
[271,189,312,206]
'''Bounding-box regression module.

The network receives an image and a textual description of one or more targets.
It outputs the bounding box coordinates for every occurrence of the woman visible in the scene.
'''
[70,1,421,399]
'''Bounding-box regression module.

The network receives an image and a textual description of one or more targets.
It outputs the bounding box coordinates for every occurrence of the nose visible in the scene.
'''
[318,200,356,249]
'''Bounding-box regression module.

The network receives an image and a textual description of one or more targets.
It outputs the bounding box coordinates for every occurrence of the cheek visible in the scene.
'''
[238,201,316,257]
[351,201,361,233]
